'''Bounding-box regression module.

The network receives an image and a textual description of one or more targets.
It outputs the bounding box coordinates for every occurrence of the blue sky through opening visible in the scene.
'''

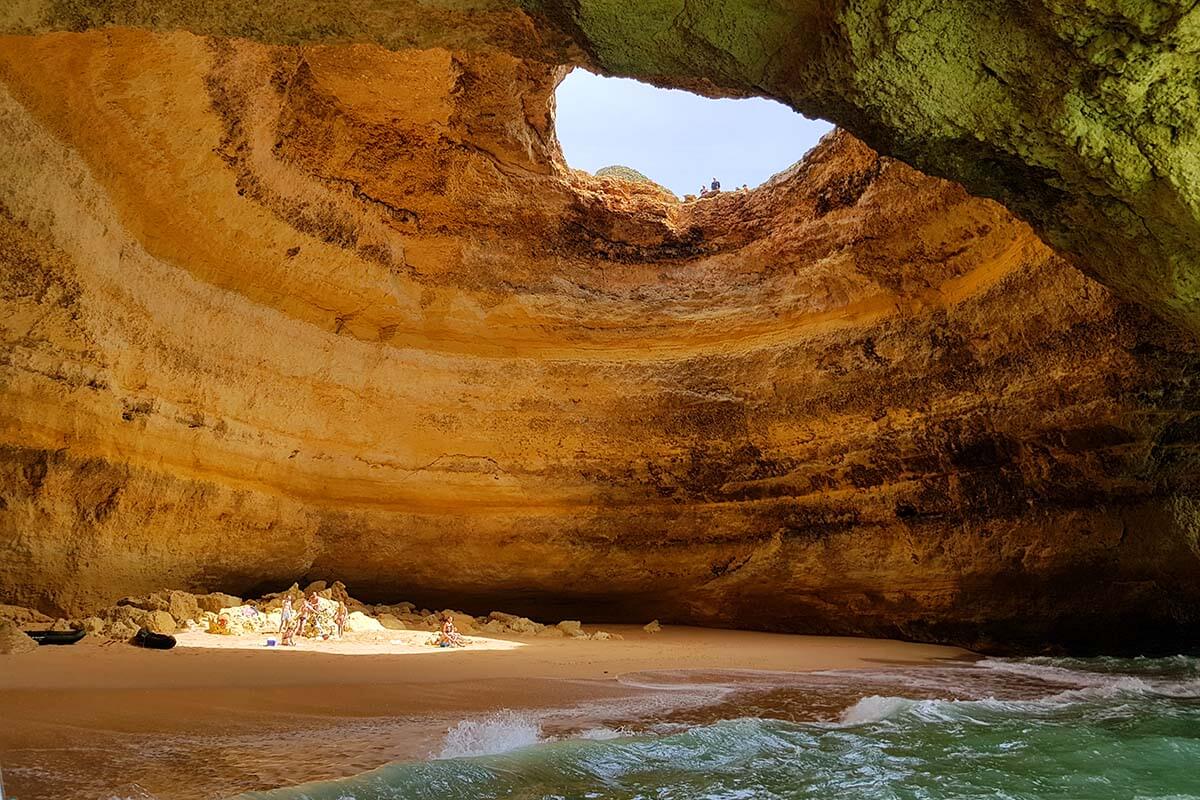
[555,70,833,197]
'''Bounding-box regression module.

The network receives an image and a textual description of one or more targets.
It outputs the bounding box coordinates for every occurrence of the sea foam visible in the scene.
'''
[437,710,543,759]
[980,657,1200,699]
[839,694,915,724]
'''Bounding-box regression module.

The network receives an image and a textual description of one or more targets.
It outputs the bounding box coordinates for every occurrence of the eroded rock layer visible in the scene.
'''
[1,31,1198,653]
[6,1,1200,339]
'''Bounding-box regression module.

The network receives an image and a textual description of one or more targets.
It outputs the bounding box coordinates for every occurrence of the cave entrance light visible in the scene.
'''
[555,69,833,199]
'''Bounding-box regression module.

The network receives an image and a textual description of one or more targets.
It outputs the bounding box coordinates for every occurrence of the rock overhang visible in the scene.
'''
[0,16,1198,654]
[6,0,1200,335]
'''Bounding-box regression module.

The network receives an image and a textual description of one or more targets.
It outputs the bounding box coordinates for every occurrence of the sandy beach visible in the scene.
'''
[0,626,969,799]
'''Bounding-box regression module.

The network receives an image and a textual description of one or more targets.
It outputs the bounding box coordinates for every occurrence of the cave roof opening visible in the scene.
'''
[554,68,832,198]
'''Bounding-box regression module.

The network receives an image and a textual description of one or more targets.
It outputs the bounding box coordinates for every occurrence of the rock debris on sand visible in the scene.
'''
[0,583,626,645]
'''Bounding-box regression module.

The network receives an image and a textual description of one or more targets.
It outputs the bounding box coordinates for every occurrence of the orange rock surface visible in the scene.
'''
[0,31,1198,652]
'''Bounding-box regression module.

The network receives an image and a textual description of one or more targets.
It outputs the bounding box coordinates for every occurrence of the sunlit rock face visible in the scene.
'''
[6,2,1200,338]
[0,30,1198,653]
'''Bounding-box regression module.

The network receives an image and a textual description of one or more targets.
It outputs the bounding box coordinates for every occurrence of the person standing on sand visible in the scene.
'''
[335,601,348,638]
[295,591,319,639]
[279,595,296,645]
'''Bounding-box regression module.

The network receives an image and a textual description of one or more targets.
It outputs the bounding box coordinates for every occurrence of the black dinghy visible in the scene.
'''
[26,629,86,645]
[132,628,177,649]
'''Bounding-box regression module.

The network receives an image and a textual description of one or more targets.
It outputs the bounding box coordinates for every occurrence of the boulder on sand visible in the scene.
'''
[377,613,406,630]
[167,591,200,623]
[486,611,546,635]
[0,620,38,655]
[643,620,662,633]
[347,611,384,632]
[144,610,177,634]
[507,616,543,635]
[105,604,150,627]
[556,620,585,637]
[329,581,354,605]
[196,592,242,614]
[105,619,141,640]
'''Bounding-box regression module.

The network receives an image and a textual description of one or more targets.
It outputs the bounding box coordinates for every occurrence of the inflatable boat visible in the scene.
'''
[132,628,177,649]
[25,629,86,645]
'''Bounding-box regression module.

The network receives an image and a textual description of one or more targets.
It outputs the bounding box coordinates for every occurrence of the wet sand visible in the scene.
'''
[0,626,968,799]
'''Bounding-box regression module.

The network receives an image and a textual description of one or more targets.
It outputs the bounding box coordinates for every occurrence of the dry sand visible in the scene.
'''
[0,626,969,799]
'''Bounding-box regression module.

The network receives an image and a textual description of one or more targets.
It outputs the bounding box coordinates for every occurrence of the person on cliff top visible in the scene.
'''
[710,177,721,192]
[699,185,709,197]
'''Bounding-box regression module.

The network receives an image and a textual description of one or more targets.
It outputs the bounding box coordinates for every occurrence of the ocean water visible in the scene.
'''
[228,655,1200,800]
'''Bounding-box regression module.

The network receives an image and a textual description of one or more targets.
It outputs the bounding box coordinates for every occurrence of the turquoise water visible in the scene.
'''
[233,656,1200,800]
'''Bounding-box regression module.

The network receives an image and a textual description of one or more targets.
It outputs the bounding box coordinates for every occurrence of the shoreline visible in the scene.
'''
[0,626,969,799]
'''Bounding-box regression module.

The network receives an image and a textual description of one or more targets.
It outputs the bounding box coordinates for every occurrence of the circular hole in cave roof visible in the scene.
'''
[555,69,833,199]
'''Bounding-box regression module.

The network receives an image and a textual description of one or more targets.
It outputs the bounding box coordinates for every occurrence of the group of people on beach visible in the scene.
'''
[432,614,467,648]
[276,592,468,648]
[278,591,348,646]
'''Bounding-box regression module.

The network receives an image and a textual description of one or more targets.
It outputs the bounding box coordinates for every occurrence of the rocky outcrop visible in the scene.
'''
[0,586,622,643]
[0,620,38,655]
[3,2,1198,337]
[594,166,673,197]
[0,31,1198,653]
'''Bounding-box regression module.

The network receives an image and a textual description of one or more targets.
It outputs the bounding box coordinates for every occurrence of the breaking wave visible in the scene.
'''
[838,694,916,724]
[436,711,543,759]
[229,655,1200,800]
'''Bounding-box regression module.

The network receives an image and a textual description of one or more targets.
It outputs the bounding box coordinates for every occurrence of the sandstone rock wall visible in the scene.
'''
[0,31,1198,652]
[6,1,1199,339]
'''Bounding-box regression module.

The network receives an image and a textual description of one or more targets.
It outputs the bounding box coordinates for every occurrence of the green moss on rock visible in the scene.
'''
[6,1,1200,333]
[593,165,674,197]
